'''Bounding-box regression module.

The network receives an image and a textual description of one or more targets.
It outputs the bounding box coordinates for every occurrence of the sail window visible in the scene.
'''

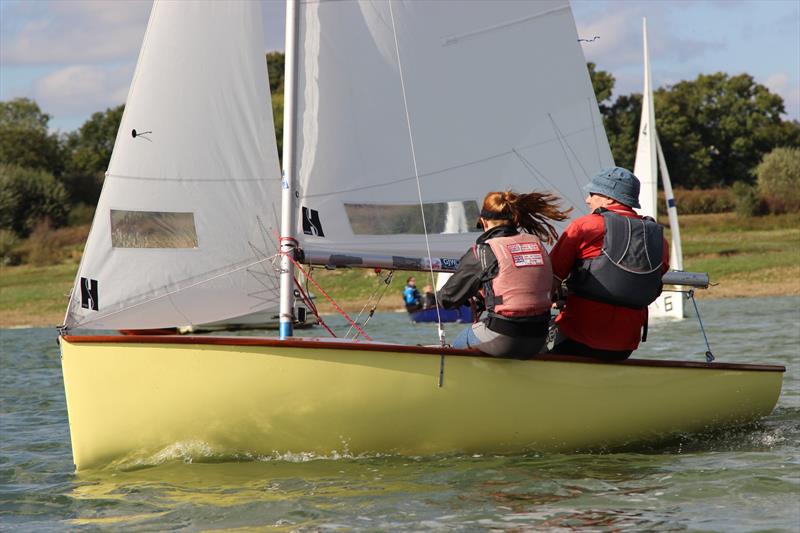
[110,210,199,248]
[344,201,480,235]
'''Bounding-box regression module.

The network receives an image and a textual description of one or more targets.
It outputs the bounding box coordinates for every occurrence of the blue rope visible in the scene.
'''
[689,290,715,363]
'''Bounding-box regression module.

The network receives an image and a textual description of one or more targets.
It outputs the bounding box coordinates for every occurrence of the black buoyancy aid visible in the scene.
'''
[567,209,664,309]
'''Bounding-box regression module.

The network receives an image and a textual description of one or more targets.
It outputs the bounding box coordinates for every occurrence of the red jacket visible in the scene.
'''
[549,205,670,351]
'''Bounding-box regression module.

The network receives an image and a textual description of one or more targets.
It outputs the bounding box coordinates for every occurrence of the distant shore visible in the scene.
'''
[3,279,798,329]
[2,212,798,329]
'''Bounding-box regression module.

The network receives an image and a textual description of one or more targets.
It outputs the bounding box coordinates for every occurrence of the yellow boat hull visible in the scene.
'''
[60,336,784,470]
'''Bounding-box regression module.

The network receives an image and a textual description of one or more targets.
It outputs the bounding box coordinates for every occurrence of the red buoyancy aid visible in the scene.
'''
[477,233,553,318]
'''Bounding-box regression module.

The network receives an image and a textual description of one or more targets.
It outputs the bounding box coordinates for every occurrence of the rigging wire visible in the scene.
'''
[688,290,715,363]
[282,252,372,340]
[512,148,585,212]
[548,113,586,195]
[388,0,445,347]
[588,97,603,169]
[345,270,394,340]
[293,273,336,337]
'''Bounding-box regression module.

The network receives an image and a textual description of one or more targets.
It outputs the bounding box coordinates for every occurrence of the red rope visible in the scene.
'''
[283,253,372,341]
[293,274,337,338]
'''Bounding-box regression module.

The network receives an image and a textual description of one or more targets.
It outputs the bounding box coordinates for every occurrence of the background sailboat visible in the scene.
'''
[633,18,687,319]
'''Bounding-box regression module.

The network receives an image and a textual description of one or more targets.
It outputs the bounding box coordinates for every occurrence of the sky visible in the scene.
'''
[1,0,798,133]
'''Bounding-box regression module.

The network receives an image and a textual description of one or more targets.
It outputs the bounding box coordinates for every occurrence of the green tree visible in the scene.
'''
[0,98,64,176]
[272,92,284,161]
[267,52,285,161]
[587,62,615,112]
[62,105,124,204]
[0,163,69,237]
[655,72,799,187]
[602,93,641,172]
[755,146,800,213]
[267,51,285,94]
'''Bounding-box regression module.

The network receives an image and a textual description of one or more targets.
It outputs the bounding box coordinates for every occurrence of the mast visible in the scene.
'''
[279,0,300,339]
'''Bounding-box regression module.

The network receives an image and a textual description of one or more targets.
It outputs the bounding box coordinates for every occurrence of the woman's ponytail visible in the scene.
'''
[480,190,571,244]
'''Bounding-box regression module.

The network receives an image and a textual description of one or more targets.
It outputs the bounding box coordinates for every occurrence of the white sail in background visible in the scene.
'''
[435,201,470,290]
[657,135,683,272]
[633,18,686,319]
[293,0,613,263]
[64,1,282,330]
[633,18,658,221]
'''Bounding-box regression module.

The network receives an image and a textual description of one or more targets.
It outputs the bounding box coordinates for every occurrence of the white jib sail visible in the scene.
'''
[64,0,282,330]
[293,0,613,265]
[633,17,686,319]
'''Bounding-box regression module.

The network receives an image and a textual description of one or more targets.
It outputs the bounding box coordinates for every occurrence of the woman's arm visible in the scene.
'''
[437,249,485,309]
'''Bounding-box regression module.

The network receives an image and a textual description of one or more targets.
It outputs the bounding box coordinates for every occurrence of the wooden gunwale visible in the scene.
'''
[61,335,786,373]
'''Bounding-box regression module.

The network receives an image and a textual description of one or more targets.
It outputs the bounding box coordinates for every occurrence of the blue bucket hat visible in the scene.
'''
[582,167,641,209]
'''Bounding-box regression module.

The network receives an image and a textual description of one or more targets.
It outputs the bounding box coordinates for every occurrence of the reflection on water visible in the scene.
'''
[1,296,798,531]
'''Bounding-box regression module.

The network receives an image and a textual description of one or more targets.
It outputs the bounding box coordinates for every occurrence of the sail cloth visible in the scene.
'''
[64,0,282,330]
[633,18,658,220]
[294,0,614,261]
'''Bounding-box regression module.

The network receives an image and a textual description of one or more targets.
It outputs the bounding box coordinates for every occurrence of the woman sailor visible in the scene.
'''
[437,191,570,357]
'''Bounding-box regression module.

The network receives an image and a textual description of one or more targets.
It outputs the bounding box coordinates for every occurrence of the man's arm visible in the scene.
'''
[549,221,583,283]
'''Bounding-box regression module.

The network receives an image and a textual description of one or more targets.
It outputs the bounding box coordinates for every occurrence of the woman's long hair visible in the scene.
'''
[481,190,572,244]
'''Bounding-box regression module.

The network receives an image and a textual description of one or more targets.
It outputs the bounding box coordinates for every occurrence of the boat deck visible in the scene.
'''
[62,335,786,373]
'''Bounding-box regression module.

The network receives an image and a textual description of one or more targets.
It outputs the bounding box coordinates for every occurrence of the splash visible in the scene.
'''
[105,439,401,471]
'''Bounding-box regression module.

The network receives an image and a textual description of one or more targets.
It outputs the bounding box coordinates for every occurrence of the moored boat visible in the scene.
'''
[409,305,473,324]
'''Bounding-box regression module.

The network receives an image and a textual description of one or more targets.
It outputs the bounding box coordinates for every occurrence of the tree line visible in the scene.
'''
[1,52,798,239]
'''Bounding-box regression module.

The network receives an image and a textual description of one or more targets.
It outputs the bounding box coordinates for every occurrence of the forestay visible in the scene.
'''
[293,0,614,263]
[64,1,282,330]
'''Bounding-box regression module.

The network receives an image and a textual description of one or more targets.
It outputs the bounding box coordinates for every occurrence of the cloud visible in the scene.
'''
[1,0,151,65]
[764,73,800,119]
[578,12,724,68]
[576,2,724,69]
[32,64,133,122]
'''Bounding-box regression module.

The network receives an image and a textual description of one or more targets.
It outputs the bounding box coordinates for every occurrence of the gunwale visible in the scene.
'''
[62,335,786,373]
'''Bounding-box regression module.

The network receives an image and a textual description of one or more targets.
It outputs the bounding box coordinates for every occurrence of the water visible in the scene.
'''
[2,296,798,531]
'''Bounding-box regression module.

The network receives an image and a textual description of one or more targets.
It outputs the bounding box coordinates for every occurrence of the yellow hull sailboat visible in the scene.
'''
[61,335,784,470]
[59,0,784,471]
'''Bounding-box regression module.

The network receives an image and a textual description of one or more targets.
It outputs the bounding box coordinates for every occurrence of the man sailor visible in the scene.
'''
[403,276,422,313]
[549,167,670,360]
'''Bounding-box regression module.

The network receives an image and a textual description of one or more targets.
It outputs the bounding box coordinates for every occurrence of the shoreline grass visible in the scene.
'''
[2,213,798,328]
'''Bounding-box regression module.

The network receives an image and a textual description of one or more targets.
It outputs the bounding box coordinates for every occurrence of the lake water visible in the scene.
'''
[1,296,798,531]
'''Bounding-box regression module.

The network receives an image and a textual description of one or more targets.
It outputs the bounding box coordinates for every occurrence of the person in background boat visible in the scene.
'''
[549,167,669,360]
[421,285,437,309]
[403,276,422,313]
[438,191,571,357]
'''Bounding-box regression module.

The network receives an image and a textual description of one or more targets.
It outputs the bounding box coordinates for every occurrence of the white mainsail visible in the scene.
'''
[293,0,613,264]
[633,18,686,319]
[64,1,282,330]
